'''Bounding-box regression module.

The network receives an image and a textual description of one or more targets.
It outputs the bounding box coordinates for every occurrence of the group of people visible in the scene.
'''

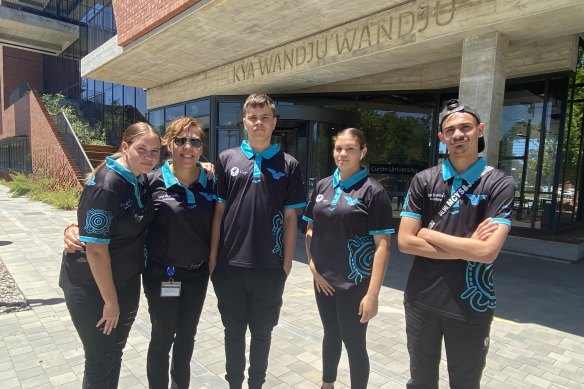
[60,93,515,389]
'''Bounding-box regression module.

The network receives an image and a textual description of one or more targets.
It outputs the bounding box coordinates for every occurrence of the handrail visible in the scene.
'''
[55,112,93,176]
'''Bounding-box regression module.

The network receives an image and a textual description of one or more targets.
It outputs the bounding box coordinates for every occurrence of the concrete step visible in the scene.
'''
[502,235,584,262]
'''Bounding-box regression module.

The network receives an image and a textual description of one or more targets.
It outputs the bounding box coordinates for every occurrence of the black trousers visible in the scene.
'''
[315,281,369,389]
[405,303,492,389]
[211,266,287,389]
[61,272,140,389]
[143,263,209,389]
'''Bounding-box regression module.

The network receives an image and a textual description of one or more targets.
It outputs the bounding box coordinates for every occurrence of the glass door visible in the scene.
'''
[274,105,356,198]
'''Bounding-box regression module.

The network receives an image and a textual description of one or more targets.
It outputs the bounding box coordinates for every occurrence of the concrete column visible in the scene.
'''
[459,32,508,167]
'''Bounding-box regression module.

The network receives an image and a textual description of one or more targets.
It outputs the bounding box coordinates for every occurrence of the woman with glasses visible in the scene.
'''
[142,117,215,389]
[65,117,214,389]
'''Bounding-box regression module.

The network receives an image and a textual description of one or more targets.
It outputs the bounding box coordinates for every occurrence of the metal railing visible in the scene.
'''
[55,111,93,176]
[0,137,32,173]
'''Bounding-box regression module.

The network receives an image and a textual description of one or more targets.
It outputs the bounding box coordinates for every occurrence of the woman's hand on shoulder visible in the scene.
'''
[64,225,85,253]
[200,162,215,178]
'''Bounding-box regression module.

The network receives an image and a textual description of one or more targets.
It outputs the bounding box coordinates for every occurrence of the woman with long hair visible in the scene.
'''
[60,122,161,388]
[64,118,214,388]
[303,128,394,389]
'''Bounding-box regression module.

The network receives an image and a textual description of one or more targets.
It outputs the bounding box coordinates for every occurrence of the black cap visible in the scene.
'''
[439,99,484,152]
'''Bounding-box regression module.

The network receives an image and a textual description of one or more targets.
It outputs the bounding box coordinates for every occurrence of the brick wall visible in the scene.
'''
[113,0,202,46]
[1,91,82,190]
[1,47,43,110]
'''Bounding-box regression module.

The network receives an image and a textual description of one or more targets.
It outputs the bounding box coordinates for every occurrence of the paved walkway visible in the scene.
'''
[0,184,583,388]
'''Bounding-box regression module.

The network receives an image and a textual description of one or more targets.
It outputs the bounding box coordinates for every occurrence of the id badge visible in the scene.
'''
[160,281,181,297]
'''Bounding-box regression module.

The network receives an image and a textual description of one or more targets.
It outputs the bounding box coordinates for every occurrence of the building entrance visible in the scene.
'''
[274,105,356,198]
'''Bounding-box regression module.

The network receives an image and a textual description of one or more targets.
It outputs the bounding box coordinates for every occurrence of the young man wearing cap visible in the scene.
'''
[398,99,515,388]
[209,93,306,389]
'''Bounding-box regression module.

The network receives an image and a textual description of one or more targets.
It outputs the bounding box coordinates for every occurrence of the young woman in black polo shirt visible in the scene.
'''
[142,117,215,389]
[303,128,393,389]
[60,122,161,388]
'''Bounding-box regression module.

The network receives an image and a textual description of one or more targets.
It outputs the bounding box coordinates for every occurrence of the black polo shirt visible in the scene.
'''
[146,161,215,272]
[303,167,394,290]
[215,141,306,268]
[401,157,515,321]
[65,156,154,287]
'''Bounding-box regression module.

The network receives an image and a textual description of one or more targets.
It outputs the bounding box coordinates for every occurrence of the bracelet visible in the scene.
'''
[64,223,78,235]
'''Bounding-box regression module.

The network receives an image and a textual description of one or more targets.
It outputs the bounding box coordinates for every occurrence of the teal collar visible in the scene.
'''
[240,140,280,183]
[161,161,207,189]
[240,140,279,159]
[442,157,486,184]
[332,167,368,190]
[161,160,206,206]
[105,155,145,208]
[329,167,368,210]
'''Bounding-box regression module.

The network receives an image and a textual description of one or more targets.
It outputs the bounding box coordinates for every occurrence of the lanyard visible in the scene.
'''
[427,166,493,230]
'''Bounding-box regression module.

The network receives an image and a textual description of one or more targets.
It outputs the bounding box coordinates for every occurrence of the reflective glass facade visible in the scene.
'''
[148,56,584,232]
[41,0,146,146]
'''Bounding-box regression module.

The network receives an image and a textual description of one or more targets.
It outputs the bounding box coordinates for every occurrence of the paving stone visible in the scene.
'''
[1,186,584,388]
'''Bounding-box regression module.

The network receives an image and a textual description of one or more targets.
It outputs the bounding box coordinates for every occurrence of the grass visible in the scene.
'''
[1,173,80,210]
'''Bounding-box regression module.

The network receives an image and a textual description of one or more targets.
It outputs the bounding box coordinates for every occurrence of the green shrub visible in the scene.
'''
[41,93,107,145]
[5,173,37,197]
[4,173,79,210]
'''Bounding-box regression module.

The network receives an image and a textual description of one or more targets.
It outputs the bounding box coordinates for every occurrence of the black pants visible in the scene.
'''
[315,281,369,389]
[211,266,287,389]
[143,263,209,389]
[405,303,492,389]
[61,272,140,389]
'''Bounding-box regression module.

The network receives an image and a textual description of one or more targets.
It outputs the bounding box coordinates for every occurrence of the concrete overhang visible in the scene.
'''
[81,0,584,106]
[0,5,79,55]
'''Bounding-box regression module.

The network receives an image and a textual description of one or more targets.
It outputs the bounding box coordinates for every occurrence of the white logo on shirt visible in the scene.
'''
[316,194,325,202]
[157,193,177,202]
[230,167,240,177]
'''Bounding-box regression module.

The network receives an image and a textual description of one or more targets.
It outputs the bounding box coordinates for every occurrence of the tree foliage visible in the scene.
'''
[41,93,107,145]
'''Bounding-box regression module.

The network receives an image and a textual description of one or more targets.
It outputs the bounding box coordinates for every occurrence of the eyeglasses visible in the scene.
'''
[174,137,202,148]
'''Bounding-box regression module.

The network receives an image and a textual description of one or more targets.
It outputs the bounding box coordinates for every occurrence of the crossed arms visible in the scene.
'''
[397,217,510,264]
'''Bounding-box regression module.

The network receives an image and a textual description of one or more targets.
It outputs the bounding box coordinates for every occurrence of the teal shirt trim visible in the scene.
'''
[79,236,110,244]
[284,202,307,209]
[302,215,313,223]
[330,167,368,208]
[105,155,145,209]
[241,140,280,183]
[161,161,207,206]
[332,166,368,190]
[400,211,421,219]
[369,229,395,235]
[443,157,487,209]
[492,217,511,226]
[442,157,487,183]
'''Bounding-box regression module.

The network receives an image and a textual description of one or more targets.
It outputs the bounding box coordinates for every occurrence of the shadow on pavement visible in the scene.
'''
[27,297,66,307]
[296,233,584,337]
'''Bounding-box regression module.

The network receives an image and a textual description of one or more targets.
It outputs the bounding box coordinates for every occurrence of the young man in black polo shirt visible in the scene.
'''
[398,99,515,389]
[209,93,306,389]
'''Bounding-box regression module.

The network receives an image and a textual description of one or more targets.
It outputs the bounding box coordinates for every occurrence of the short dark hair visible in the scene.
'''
[243,93,276,116]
